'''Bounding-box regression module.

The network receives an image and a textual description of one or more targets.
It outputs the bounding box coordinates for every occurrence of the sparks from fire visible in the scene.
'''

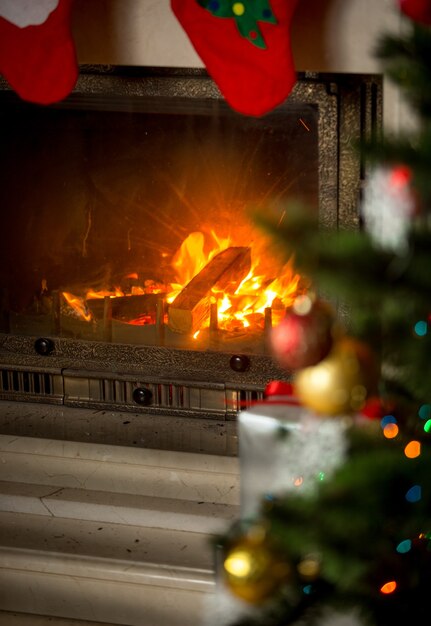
[62,116,308,335]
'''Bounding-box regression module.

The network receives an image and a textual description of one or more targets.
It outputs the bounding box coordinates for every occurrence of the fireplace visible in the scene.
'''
[0,67,381,419]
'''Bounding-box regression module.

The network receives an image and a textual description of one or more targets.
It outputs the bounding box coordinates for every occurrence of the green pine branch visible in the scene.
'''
[221,18,431,626]
[255,204,431,404]
[376,26,431,113]
[244,425,431,626]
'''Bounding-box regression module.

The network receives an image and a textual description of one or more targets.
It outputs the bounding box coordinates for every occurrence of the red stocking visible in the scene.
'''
[171,0,299,117]
[0,0,78,105]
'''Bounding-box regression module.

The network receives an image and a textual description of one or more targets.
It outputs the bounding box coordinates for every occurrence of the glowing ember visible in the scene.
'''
[61,229,302,334]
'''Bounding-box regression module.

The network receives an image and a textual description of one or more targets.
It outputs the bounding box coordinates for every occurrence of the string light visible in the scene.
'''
[414,320,428,336]
[396,539,412,553]
[380,581,397,594]
[381,415,397,427]
[419,532,431,540]
[390,165,411,187]
[405,485,422,502]
[383,423,399,439]
[419,404,431,420]
[297,555,321,580]
[404,441,421,458]
[381,415,398,438]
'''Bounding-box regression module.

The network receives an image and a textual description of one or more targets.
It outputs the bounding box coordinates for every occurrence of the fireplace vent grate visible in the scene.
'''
[0,365,264,418]
[62,370,264,419]
[0,338,271,418]
[0,367,64,404]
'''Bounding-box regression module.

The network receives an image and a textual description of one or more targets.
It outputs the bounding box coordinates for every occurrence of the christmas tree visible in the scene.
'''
[215,4,431,625]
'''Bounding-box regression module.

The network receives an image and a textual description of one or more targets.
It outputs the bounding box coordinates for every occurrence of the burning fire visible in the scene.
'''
[62,292,93,322]
[61,230,301,334]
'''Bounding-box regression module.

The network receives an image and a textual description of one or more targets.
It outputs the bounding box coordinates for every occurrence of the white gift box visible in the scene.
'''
[238,383,348,518]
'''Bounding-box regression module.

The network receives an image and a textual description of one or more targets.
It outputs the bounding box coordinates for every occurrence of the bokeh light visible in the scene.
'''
[224,550,252,577]
[419,404,431,420]
[383,423,399,439]
[390,165,411,187]
[404,440,421,458]
[405,485,422,502]
[396,539,412,553]
[380,581,397,594]
[293,294,313,316]
[414,320,428,336]
[381,415,397,428]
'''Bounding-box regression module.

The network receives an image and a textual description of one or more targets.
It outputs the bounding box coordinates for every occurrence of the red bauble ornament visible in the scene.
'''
[270,298,335,370]
[399,0,431,25]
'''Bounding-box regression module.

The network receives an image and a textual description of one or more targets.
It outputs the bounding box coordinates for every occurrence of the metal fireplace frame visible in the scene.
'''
[0,67,382,419]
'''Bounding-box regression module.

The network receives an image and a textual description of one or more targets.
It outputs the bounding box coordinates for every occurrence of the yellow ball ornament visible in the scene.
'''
[222,525,290,604]
[293,337,377,416]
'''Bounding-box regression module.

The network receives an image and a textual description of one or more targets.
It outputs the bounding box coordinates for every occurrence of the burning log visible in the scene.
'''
[86,293,160,321]
[168,246,251,334]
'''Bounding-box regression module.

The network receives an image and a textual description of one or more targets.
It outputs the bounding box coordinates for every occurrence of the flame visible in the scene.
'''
[62,292,92,322]
[210,257,300,332]
[86,287,123,300]
[167,231,232,303]
[61,228,301,333]
[166,231,301,332]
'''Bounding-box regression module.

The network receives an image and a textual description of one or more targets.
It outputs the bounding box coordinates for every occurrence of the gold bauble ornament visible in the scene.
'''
[222,525,291,604]
[293,337,377,416]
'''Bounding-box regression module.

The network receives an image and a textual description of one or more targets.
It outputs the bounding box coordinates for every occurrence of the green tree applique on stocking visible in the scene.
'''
[198,0,277,49]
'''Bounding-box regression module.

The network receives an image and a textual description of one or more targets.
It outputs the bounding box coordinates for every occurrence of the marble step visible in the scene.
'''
[0,433,240,625]
[0,434,239,505]
[0,480,239,534]
[0,511,216,626]
[0,610,124,625]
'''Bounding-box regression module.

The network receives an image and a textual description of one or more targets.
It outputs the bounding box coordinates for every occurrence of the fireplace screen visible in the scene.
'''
[0,69,380,353]
[0,69,381,417]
